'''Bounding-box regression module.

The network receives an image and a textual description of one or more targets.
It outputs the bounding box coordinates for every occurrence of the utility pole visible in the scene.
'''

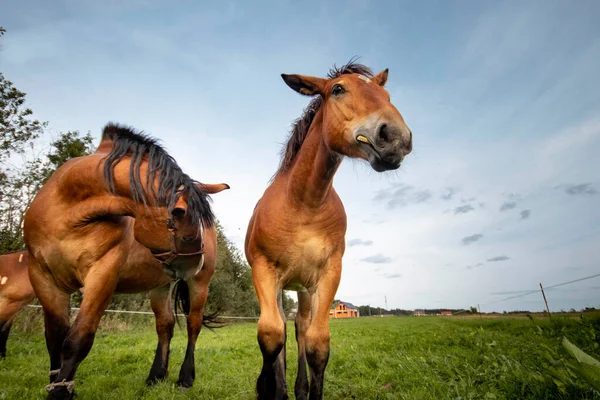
[539,283,551,319]
[368,304,371,316]
[478,304,482,319]
[385,295,388,311]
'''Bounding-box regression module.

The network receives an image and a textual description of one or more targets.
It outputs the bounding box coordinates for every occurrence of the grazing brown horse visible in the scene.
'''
[0,237,227,385]
[245,61,413,399]
[24,123,228,399]
[0,250,34,358]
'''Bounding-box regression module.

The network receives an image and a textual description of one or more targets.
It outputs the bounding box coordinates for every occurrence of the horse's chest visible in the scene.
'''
[275,231,333,270]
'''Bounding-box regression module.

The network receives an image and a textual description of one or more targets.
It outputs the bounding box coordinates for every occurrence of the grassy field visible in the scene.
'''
[1,311,599,399]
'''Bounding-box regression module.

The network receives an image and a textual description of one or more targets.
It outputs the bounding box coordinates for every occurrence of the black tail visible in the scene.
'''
[172,279,226,331]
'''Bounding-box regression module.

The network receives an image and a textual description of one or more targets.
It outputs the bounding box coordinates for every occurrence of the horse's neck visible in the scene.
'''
[286,115,342,208]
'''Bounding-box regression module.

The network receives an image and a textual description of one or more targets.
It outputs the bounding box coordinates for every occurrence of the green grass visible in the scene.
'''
[1,312,599,399]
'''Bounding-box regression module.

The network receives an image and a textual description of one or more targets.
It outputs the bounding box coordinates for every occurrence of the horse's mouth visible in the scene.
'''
[356,135,402,172]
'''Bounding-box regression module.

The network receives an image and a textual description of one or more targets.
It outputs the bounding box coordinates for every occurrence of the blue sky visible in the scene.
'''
[2,0,600,312]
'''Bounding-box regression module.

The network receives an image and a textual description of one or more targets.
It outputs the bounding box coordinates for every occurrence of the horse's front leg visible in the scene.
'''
[146,284,175,385]
[28,256,71,387]
[305,255,342,400]
[47,254,120,400]
[254,260,288,400]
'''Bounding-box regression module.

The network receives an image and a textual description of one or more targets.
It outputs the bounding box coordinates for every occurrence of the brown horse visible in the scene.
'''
[0,244,225,386]
[24,123,228,400]
[245,61,413,399]
[0,250,34,358]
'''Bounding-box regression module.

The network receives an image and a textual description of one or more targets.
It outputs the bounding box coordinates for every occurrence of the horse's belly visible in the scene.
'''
[115,261,170,293]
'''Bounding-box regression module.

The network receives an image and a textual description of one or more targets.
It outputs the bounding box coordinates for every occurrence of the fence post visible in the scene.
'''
[539,283,551,319]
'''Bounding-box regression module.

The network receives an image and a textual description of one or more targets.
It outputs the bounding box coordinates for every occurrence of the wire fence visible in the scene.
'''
[448,272,600,316]
[481,272,600,308]
[25,272,600,320]
[26,304,258,320]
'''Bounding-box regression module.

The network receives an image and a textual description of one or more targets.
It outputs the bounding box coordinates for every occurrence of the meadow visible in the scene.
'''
[0,310,598,399]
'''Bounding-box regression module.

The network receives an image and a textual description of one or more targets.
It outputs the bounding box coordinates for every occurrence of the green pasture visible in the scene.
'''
[1,311,599,399]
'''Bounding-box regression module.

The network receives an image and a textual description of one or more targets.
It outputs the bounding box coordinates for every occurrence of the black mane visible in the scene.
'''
[276,58,374,174]
[101,123,214,227]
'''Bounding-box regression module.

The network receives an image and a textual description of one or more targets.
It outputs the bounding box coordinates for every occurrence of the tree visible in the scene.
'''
[205,222,260,317]
[0,35,47,161]
[0,26,95,252]
[0,131,95,252]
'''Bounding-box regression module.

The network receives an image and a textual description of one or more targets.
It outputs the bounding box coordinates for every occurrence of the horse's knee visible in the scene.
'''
[305,327,330,370]
[156,318,175,340]
[258,316,285,358]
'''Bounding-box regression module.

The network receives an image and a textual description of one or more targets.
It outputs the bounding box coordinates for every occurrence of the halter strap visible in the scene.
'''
[152,218,204,267]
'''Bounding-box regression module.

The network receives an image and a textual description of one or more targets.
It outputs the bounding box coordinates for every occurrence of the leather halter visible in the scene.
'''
[152,217,204,267]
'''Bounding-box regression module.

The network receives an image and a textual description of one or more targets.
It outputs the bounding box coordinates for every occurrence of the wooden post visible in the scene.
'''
[540,283,551,319]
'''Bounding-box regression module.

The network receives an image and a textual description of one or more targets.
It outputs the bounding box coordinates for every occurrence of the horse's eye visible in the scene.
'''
[332,84,345,96]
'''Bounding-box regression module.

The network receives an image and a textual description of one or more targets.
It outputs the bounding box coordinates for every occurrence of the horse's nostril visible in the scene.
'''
[377,124,389,142]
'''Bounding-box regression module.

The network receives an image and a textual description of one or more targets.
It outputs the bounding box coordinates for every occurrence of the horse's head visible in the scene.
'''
[149,182,230,279]
[281,66,412,172]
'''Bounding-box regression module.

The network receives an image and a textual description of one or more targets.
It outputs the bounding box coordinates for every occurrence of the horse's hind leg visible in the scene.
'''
[0,319,12,358]
[276,289,288,391]
[146,284,175,385]
[28,259,71,384]
[0,297,33,358]
[294,290,312,400]
[305,257,341,400]
[254,261,288,400]
[176,274,209,389]
[0,300,17,358]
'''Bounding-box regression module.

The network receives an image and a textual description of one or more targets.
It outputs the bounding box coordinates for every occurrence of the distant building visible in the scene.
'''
[329,301,359,318]
[441,311,452,316]
[412,309,425,317]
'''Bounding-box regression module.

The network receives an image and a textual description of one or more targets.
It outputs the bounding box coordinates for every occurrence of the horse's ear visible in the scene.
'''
[196,183,230,194]
[281,74,327,96]
[374,69,389,87]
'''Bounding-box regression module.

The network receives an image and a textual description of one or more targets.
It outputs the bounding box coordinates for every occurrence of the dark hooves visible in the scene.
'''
[145,376,167,386]
[47,387,75,400]
[178,385,191,393]
[176,380,193,391]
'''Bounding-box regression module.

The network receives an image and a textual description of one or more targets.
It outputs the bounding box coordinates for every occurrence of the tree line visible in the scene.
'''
[0,27,297,318]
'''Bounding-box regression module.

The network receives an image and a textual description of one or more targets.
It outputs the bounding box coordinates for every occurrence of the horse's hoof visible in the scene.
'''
[178,385,191,393]
[46,387,74,400]
[176,379,193,391]
[46,380,75,400]
[145,376,167,386]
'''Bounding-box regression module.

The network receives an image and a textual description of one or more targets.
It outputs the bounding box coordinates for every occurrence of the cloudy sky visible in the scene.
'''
[2,0,599,312]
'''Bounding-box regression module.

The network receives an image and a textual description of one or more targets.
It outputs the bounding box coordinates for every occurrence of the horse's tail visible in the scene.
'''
[172,279,226,331]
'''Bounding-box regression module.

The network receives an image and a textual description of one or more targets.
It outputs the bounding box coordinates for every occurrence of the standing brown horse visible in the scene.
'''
[245,61,413,399]
[24,123,228,400]
[0,250,34,358]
